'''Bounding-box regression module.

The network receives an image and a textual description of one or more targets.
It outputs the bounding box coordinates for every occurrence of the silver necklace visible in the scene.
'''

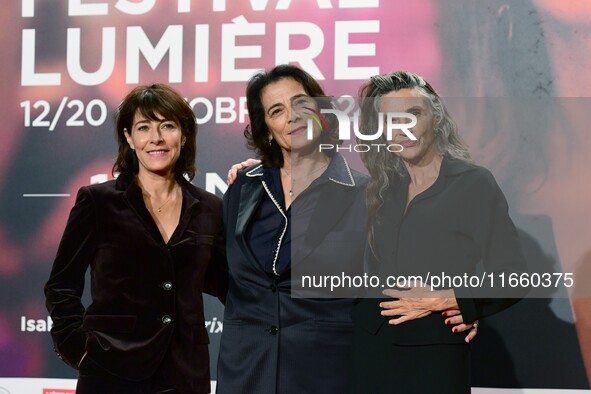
[282,163,329,197]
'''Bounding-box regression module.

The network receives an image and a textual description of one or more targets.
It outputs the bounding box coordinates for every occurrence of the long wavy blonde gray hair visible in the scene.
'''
[358,71,472,255]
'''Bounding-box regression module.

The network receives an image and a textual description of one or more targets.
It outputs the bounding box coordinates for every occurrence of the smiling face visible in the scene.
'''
[261,77,322,155]
[379,88,438,165]
[124,110,185,178]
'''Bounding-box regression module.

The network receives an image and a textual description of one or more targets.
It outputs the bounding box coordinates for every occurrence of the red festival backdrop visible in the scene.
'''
[1,0,591,391]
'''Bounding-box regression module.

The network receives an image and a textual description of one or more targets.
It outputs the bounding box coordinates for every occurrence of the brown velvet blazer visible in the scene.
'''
[44,172,227,392]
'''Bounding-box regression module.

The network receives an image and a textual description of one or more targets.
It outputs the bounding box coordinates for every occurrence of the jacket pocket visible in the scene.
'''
[183,232,214,243]
[193,235,214,244]
[313,319,354,330]
[82,315,137,333]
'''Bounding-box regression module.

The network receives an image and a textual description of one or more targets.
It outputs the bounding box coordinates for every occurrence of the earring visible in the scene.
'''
[268,137,273,146]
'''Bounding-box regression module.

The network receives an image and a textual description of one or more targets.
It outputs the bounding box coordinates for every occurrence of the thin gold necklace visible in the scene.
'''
[136,176,179,213]
[151,185,179,213]
[156,192,173,212]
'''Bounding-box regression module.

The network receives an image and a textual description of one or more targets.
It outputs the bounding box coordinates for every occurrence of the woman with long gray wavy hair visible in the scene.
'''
[351,71,528,393]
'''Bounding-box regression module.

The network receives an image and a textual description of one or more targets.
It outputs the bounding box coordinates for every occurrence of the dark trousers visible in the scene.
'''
[352,323,471,394]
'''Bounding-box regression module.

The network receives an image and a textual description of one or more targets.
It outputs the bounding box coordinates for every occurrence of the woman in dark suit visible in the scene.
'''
[44,84,227,393]
[352,71,528,393]
[216,65,369,394]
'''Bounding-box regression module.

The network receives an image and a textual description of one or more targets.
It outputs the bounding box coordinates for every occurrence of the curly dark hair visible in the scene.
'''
[112,84,197,181]
[244,64,339,167]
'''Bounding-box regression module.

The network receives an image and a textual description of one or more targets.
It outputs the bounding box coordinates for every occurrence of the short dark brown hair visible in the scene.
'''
[112,84,197,180]
[244,64,338,167]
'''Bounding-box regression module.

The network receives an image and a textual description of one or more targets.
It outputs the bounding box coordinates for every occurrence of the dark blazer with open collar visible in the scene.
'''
[217,153,368,394]
[44,172,227,393]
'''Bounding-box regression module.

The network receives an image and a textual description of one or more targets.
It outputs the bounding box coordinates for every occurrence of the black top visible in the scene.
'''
[354,156,528,345]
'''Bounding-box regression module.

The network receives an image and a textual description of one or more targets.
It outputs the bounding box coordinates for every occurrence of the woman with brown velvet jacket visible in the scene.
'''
[44,84,227,394]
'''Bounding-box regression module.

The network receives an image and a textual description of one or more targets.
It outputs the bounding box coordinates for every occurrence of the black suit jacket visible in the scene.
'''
[44,173,227,392]
[217,154,368,394]
[353,156,528,345]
